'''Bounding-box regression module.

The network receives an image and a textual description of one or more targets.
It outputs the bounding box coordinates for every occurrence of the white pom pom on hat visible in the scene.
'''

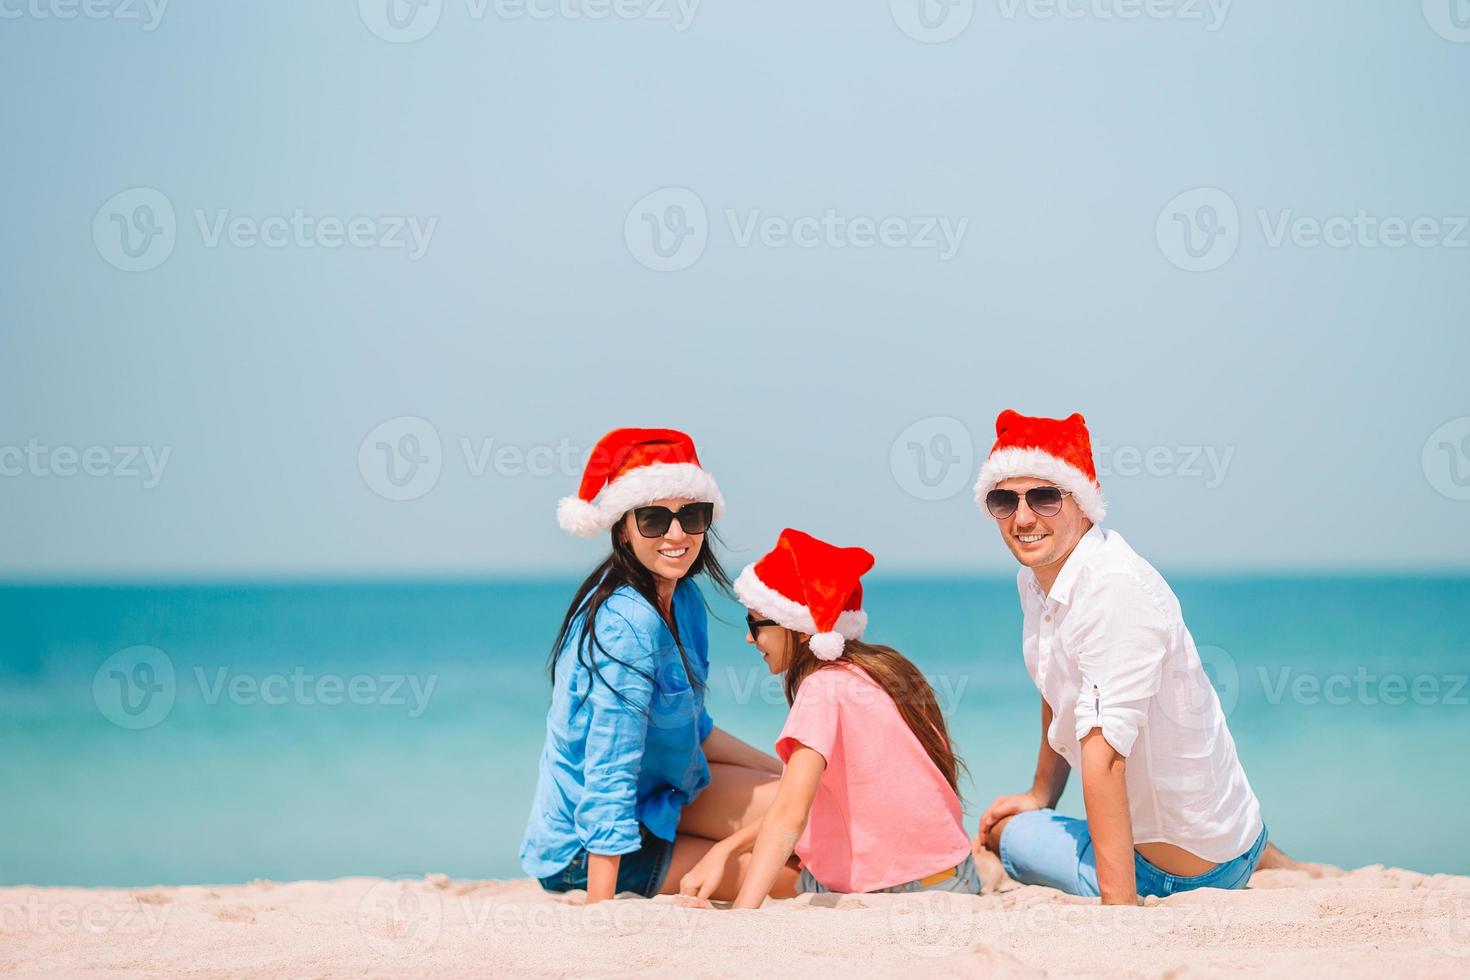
[808,631,848,661]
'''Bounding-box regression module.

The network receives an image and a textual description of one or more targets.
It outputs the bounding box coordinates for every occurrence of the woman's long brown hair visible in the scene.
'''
[782,634,965,794]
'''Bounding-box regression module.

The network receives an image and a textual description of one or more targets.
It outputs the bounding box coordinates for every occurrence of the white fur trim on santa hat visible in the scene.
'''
[733,565,869,647]
[557,462,726,537]
[973,446,1107,524]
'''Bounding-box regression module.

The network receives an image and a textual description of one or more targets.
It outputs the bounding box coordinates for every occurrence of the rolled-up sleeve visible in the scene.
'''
[776,669,842,765]
[574,612,655,856]
[1068,574,1169,757]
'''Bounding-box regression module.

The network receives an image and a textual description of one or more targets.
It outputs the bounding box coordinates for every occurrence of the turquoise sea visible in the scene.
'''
[2,575,1466,887]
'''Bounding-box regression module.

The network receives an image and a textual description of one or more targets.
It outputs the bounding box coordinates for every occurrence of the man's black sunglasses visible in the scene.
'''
[984,486,1073,520]
[632,501,715,538]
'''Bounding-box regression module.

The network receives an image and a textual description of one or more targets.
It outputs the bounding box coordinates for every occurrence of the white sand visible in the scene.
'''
[4,866,1468,978]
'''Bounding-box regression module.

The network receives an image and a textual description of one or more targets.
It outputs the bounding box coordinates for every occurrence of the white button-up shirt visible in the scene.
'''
[1019,524,1263,863]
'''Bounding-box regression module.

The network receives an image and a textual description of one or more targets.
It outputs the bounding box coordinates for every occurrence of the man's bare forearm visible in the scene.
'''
[1079,729,1137,905]
[1032,699,1070,807]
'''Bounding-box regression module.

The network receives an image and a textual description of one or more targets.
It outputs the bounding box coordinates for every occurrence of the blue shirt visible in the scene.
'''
[519,579,715,879]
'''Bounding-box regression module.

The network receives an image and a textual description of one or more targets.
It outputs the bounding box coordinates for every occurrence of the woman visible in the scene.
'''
[679,528,980,906]
[519,427,797,903]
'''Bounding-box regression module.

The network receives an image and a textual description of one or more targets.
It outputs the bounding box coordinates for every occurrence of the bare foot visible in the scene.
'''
[972,843,1011,894]
[1255,843,1344,878]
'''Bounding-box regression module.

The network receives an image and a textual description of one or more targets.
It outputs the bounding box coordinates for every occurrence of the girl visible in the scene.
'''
[679,528,980,905]
[520,428,797,904]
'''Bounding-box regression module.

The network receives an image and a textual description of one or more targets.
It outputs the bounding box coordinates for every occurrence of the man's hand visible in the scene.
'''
[678,843,732,901]
[977,698,1071,855]
[976,789,1045,852]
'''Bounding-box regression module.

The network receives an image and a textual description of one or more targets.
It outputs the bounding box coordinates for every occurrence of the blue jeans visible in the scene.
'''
[536,825,675,899]
[797,854,982,895]
[999,809,1268,898]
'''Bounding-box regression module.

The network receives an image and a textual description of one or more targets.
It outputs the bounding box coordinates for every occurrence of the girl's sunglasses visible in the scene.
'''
[985,486,1072,520]
[632,501,714,538]
[745,613,778,638]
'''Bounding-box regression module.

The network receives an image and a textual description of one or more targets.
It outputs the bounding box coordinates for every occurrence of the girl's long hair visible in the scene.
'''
[548,517,732,708]
[782,634,965,793]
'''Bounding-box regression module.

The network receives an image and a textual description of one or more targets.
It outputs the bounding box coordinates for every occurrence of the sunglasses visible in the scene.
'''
[745,613,779,638]
[632,502,715,538]
[984,486,1073,520]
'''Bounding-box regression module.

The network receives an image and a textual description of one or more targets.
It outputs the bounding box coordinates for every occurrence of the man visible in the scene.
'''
[971,409,1286,904]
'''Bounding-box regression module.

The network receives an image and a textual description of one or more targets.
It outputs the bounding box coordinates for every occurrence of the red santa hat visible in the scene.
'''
[558,427,725,537]
[734,528,874,661]
[972,410,1107,523]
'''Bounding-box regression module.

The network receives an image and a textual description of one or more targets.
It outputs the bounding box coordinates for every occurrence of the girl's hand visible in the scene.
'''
[678,845,730,900]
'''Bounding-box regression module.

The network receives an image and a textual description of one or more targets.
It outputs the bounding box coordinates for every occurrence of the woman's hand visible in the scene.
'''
[678,843,732,900]
[585,853,620,905]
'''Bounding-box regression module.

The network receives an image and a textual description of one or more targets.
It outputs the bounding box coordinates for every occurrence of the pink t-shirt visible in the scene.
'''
[775,663,971,893]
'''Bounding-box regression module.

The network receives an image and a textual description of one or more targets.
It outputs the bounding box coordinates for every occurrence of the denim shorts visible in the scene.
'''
[536,826,675,899]
[796,854,982,896]
[998,808,1269,899]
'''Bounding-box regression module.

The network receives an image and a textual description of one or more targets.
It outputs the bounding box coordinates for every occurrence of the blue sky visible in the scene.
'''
[2,1,1468,577]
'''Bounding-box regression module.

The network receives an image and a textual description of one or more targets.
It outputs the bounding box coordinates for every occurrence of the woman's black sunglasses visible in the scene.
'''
[985,486,1072,520]
[745,613,778,638]
[632,501,714,538]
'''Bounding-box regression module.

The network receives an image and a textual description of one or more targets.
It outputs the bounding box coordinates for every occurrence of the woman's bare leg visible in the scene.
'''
[658,834,799,901]
[677,763,781,841]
